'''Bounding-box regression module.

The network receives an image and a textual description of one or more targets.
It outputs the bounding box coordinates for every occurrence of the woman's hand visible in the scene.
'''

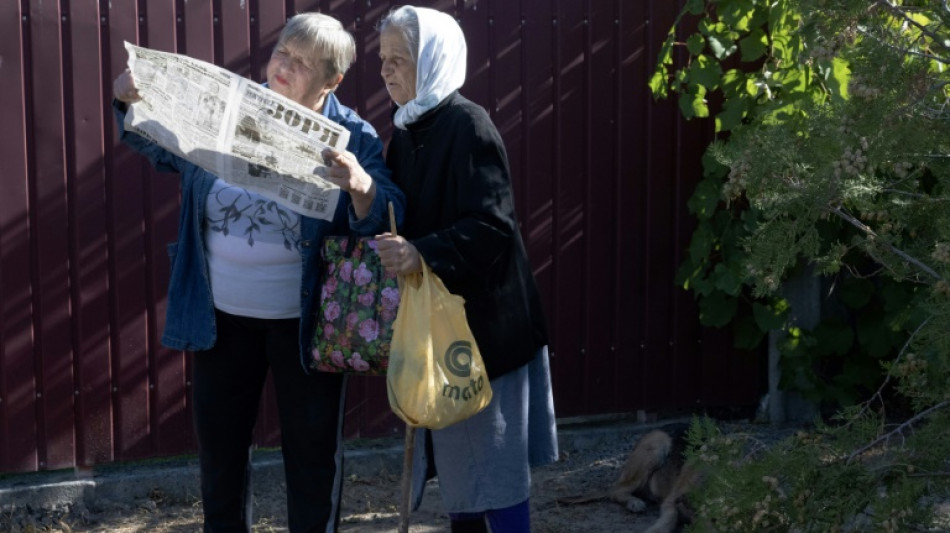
[374,234,423,275]
[113,69,142,103]
[321,148,376,218]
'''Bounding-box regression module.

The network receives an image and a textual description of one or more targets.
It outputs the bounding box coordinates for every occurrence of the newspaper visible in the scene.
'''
[122,41,350,220]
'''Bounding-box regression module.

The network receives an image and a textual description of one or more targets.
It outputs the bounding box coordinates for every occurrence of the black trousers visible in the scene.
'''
[192,309,346,533]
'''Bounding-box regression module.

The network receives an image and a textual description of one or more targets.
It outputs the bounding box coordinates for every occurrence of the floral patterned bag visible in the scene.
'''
[310,235,399,375]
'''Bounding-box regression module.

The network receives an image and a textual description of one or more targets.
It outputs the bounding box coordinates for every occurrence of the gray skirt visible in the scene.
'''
[410,346,559,513]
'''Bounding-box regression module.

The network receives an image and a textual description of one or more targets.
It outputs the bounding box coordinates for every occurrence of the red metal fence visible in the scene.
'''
[0,0,764,474]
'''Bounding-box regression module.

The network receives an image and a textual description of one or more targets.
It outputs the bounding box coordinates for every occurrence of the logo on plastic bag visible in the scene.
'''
[442,340,487,402]
[444,340,474,377]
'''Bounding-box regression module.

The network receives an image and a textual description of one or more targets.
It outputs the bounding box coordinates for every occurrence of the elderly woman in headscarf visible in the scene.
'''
[373,6,558,533]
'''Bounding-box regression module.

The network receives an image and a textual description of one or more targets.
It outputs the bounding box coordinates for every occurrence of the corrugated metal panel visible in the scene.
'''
[67,0,112,468]
[1,0,38,474]
[30,0,74,472]
[0,0,764,474]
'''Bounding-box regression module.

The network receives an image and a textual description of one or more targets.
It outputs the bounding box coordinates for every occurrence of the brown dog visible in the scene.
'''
[558,425,702,533]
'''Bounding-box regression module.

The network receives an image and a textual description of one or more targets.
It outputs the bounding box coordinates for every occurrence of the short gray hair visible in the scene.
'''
[377,6,419,65]
[278,13,356,77]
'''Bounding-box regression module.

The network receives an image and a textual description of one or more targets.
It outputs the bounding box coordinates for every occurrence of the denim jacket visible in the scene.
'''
[113,93,405,367]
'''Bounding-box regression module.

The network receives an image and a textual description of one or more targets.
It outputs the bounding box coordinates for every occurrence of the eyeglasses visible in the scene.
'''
[272,47,315,75]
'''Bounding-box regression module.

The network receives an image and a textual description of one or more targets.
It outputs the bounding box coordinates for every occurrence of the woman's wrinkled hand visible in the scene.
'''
[374,234,423,275]
[321,148,376,219]
[113,69,142,103]
[321,148,374,195]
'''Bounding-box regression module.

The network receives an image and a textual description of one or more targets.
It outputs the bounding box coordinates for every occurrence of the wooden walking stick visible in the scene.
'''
[398,424,415,533]
[389,201,415,533]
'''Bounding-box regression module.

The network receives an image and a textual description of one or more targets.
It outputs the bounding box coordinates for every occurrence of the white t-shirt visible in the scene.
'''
[204,178,302,319]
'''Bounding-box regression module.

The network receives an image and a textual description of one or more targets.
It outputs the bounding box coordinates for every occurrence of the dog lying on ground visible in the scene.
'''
[558,425,703,533]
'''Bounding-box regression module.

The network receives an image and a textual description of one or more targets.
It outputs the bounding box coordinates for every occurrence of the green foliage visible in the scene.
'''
[685,413,949,532]
[653,0,950,528]
[778,273,924,406]
[655,0,950,404]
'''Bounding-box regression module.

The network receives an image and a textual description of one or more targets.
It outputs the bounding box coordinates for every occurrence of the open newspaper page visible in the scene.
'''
[122,41,350,220]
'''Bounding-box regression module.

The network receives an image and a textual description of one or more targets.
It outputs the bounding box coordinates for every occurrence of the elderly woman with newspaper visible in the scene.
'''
[112,13,405,533]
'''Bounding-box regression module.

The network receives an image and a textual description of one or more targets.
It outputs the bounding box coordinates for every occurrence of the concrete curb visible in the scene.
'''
[0,415,684,513]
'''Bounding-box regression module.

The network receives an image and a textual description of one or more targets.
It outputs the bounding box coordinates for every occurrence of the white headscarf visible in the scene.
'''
[392,6,467,129]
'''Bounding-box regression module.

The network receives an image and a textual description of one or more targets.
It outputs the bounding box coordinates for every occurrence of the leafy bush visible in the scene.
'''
[652,0,950,529]
[685,414,948,532]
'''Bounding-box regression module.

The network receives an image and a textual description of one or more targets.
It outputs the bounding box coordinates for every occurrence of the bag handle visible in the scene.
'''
[342,233,360,257]
[340,202,397,258]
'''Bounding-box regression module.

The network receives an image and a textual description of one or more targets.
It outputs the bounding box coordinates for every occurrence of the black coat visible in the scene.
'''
[387,92,548,379]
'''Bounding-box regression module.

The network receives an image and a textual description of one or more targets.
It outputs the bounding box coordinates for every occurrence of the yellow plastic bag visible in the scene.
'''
[387,263,492,429]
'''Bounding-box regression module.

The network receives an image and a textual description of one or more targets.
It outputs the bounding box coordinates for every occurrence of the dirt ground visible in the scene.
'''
[0,419,670,532]
[3,419,946,533]
[0,418,761,533]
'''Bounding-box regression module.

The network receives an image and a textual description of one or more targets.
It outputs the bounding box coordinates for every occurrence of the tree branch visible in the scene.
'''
[880,189,930,199]
[857,27,950,65]
[846,400,950,464]
[908,471,950,478]
[875,0,950,56]
[844,316,931,429]
[830,207,944,281]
